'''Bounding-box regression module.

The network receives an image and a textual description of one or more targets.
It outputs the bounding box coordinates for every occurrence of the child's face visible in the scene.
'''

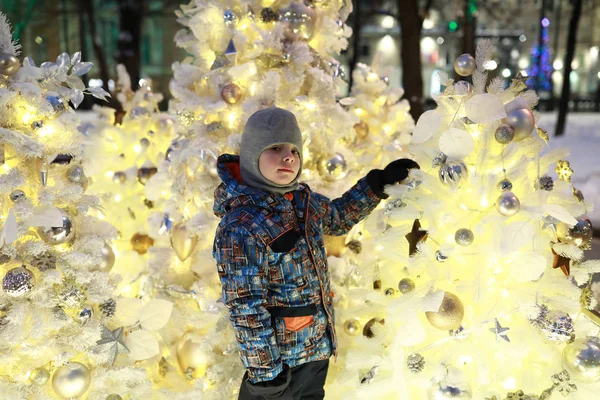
[258,143,301,185]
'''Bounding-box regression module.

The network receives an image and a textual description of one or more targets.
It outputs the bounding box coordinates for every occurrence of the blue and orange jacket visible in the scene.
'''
[213,154,382,383]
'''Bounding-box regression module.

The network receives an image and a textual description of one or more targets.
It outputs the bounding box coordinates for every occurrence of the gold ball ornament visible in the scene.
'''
[176,332,210,376]
[453,53,476,77]
[343,319,361,336]
[112,171,127,184]
[51,362,91,399]
[425,292,464,330]
[363,317,385,339]
[91,244,115,272]
[137,165,158,185]
[30,367,51,385]
[0,53,20,76]
[130,233,154,255]
[221,83,242,104]
[279,2,317,41]
[562,336,600,382]
[557,217,593,247]
[106,395,123,400]
[323,235,346,257]
[353,121,369,140]
[318,153,348,181]
[37,209,75,245]
[170,222,198,261]
[504,108,535,141]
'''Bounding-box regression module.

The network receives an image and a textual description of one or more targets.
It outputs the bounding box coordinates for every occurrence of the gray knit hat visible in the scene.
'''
[240,107,303,195]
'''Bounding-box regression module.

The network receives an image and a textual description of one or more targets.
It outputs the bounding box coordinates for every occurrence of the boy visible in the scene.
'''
[213,107,419,399]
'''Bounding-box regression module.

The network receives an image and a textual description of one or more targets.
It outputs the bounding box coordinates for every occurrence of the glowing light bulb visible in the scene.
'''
[228,112,236,128]
[114,194,122,202]
[503,377,516,390]
[480,196,489,208]
[105,171,114,178]
[354,108,365,117]
[133,144,141,153]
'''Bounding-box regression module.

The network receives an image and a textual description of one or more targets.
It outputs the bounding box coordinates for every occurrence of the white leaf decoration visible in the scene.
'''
[465,93,507,123]
[115,298,144,327]
[139,299,173,331]
[71,89,84,108]
[125,330,160,360]
[28,207,64,227]
[338,97,356,106]
[552,243,584,262]
[72,62,93,76]
[438,128,475,159]
[543,204,578,226]
[508,252,546,282]
[71,52,82,65]
[412,110,442,144]
[504,220,536,251]
[88,86,110,101]
[56,53,70,69]
[66,75,86,91]
[0,209,18,245]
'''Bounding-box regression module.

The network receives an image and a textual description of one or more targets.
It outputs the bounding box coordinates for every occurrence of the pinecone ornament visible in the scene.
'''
[537,176,554,191]
[406,353,425,373]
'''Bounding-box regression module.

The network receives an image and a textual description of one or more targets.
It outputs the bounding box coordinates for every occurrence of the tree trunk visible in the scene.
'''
[116,0,144,91]
[555,0,582,136]
[398,0,424,121]
[347,0,362,91]
[461,0,476,56]
[80,0,110,94]
[551,0,562,109]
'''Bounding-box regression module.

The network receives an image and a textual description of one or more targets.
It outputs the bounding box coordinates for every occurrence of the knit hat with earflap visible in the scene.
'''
[240,107,303,195]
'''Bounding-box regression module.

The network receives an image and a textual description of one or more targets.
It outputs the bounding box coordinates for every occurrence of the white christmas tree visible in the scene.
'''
[324,41,600,399]
[0,13,155,399]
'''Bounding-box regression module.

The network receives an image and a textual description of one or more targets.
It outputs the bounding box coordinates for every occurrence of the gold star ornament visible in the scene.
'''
[405,219,428,257]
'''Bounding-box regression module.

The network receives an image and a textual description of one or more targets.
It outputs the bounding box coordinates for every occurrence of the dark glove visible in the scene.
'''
[245,364,293,400]
[366,158,420,199]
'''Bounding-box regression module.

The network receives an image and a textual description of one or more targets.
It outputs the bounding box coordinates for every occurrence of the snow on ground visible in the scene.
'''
[537,112,600,229]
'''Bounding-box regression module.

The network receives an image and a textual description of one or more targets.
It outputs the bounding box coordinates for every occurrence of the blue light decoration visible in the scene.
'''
[526,19,552,92]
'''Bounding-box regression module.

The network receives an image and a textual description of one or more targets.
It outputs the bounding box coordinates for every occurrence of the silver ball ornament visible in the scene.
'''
[10,189,26,203]
[453,53,476,77]
[106,395,123,400]
[504,108,535,141]
[67,165,85,183]
[52,362,91,398]
[78,305,93,323]
[428,380,473,399]
[0,53,20,76]
[37,209,75,245]
[91,244,115,273]
[2,265,35,297]
[398,278,415,294]
[439,160,468,188]
[223,10,236,26]
[384,288,396,296]
[318,153,347,181]
[562,337,600,382]
[139,138,150,149]
[279,2,317,41]
[436,250,448,262]
[497,179,513,192]
[455,228,474,246]
[46,95,66,114]
[494,124,515,144]
[496,191,520,217]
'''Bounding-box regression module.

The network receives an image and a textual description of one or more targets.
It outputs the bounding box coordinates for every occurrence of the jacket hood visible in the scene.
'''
[213,154,298,218]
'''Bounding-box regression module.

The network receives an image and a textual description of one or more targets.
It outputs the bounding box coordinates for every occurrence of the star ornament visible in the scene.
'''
[552,249,571,276]
[96,326,130,365]
[555,160,574,182]
[405,219,428,257]
[489,318,510,342]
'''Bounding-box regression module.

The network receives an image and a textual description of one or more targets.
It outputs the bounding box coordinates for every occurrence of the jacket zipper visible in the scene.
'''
[304,191,338,362]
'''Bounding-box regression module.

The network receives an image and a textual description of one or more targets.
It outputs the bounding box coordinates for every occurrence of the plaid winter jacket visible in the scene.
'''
[213,154,382,384]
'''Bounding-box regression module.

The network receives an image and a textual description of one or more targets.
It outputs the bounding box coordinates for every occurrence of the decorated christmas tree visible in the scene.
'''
[324,43,599,399]
[527,18,553,92]
[0,13,154,399]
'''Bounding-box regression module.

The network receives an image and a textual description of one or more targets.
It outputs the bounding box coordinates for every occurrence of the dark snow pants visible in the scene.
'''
[238,359,330,400]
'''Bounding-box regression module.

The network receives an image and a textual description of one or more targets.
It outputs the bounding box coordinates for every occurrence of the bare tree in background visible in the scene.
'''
[556,0,582,136]
[116,0,145,92]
